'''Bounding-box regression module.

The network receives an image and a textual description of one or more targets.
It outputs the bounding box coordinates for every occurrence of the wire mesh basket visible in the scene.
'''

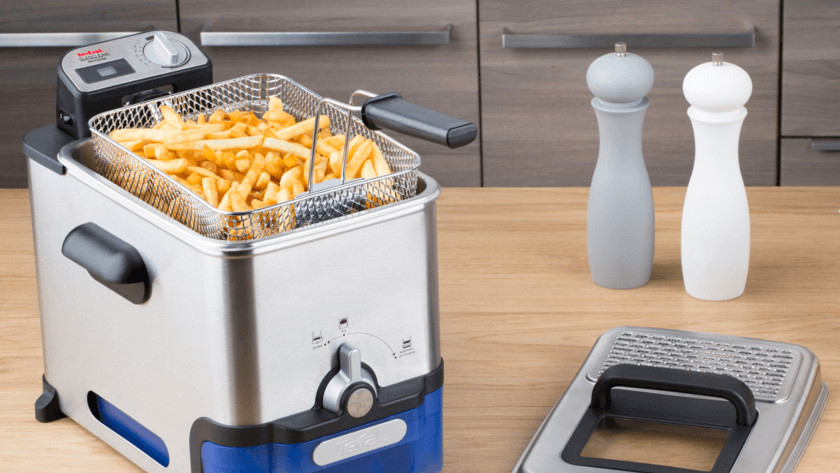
[88,74,421,241]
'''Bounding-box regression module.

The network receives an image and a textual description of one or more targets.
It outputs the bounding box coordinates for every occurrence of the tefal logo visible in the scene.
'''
[77,49,104,57]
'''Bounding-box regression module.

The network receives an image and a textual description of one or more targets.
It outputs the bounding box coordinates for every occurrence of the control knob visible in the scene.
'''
[322,344,377,418]
[143,32,189,67]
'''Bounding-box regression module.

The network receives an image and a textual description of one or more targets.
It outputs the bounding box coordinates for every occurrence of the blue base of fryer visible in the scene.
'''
[200,388,443,473]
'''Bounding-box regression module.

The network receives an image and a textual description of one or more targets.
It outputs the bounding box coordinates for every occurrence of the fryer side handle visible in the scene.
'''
[62,223,151,304]
[23,126,73,175]
[592,364,758,426]
[360,93,477,148]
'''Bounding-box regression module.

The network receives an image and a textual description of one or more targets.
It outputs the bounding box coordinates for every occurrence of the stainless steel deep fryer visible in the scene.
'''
[25,30,477,473]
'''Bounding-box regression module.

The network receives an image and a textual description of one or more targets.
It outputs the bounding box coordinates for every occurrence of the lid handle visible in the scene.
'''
[592,364,758,426]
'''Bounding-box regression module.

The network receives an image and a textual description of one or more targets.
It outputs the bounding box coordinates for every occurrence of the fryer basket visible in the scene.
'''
[88,74,420,241]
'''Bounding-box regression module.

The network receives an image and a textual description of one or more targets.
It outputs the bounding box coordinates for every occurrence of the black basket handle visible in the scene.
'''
[360,93,477,148]
[592,364,758,426]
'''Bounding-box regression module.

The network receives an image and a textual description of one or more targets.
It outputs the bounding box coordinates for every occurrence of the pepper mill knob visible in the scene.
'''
[683,52,753,113]
[586,42,655,104]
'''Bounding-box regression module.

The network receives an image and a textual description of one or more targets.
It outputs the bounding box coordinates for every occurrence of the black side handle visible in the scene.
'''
[23,126,74,176]
[593,364,758,426]
[62,223,151,304]
[361,93,477,148]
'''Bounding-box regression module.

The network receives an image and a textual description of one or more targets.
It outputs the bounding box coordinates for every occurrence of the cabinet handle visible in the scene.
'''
[502,27,755,49]
[200,25,452,47]
[0,32,136,48]
[811,139,840,152]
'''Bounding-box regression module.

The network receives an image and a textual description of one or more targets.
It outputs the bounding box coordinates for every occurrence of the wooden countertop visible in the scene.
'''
[1,187,839,472]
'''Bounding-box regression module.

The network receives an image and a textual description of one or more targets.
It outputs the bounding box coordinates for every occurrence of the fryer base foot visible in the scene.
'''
[35,375,65,423]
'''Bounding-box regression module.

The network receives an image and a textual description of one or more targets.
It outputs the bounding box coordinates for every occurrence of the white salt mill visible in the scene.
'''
[681,52,752,301]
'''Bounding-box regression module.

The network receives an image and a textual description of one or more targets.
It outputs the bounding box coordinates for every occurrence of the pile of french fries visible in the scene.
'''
[109,97,391,212]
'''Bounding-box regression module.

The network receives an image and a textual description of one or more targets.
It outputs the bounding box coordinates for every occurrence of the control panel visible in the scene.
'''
[56,30,212,138]
[59,31,208,94]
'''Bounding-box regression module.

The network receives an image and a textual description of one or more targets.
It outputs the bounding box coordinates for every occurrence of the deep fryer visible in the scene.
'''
[24,30,476,473]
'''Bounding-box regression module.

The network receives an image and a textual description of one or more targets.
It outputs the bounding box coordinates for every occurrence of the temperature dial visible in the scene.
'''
[143,32,190,67]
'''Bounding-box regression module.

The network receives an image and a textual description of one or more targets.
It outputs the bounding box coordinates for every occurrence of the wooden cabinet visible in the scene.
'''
[781,0,840,137]
[478,0,780,186]
[780,0,840,185]
[781,139,840,185]
[178,0,482,187]
[0,1,178,188]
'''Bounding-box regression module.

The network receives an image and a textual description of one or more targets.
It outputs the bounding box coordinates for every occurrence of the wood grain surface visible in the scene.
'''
[2,186,839,472]
[179,0,481,187]
[781,0,840,136]
[479,0,780,186]
[0,1,178,187]
[781,138,840,185]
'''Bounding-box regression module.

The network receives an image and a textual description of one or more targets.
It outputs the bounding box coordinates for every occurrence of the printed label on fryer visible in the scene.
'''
[312,419,407,466]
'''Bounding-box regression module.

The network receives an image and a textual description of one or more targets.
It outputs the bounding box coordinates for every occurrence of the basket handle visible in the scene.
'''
[360,93,477,148]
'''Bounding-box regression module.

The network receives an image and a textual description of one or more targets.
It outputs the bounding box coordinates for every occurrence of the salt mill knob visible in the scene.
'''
[683,51,752,115]
[585,43,656,289]
[681,52,753,301]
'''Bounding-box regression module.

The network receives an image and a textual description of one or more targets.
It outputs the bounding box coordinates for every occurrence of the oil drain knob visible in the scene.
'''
[322,343,377,418]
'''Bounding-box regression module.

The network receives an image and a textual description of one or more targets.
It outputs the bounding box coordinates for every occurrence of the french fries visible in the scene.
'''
[108,98,394,214]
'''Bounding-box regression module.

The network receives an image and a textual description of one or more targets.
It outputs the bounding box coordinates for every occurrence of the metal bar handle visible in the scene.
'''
[811,139,840,152]
[0,32,136,48]
[502,27,755,49]
[201,25,452,47]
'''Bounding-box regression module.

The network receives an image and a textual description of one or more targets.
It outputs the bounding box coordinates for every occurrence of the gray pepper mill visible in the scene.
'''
[586,43,655,289]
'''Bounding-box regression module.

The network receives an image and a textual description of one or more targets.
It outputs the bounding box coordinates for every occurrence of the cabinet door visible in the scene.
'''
[179,0,481,187]
[0,2,178,188]
[479,0,780,186]
[781,0,840,136]
[781,138,840,185]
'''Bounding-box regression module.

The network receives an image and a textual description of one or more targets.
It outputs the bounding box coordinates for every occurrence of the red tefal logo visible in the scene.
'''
[77,49,104,57]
